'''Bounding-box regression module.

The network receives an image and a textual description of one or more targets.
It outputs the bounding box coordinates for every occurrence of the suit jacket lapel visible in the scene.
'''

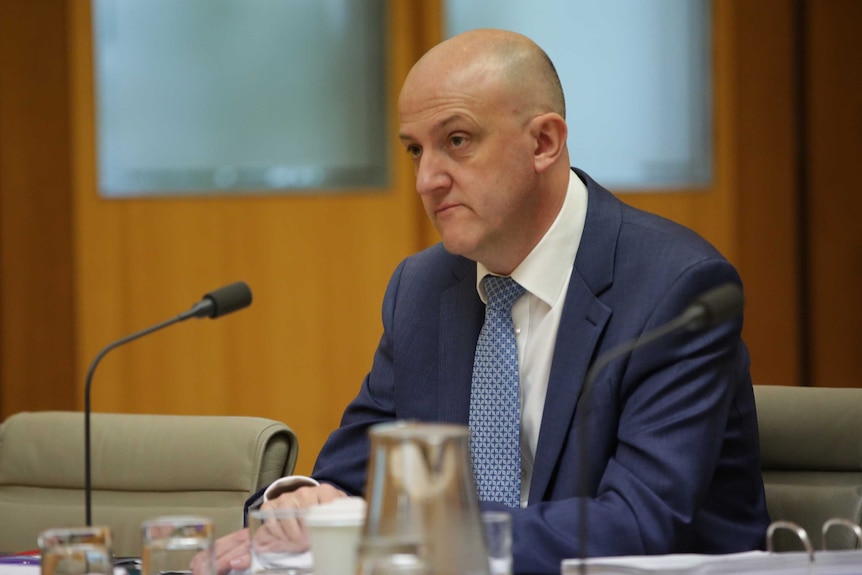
[529,170,621,502]
[438,262,482,424]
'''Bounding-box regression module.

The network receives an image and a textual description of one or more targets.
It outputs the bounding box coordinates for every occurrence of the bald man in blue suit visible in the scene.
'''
[207,29,769,575]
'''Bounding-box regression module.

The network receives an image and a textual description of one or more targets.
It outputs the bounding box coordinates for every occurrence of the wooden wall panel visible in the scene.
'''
[0,1,77,416]
[806,0,862,388]
[728,0,801,388]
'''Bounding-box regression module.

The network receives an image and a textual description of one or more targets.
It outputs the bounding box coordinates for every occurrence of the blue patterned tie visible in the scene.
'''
[469,275,526,508]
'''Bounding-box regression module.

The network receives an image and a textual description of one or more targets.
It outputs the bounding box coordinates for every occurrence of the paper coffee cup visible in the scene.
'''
[305,497,366,575]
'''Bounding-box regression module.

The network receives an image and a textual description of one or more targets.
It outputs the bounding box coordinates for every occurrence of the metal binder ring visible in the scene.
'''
[766,520,815,563]
[821,518,862,550]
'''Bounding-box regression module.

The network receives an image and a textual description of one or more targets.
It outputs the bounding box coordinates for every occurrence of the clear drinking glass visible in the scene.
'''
[38,526,113,575]
[247,507,312,575]
[481,512,513,575]
[141,516,213,575]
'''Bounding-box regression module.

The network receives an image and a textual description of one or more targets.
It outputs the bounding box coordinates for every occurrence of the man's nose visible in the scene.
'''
[415,152,452,195]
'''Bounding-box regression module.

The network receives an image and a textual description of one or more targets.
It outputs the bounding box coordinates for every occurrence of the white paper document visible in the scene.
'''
[562,549,862,574]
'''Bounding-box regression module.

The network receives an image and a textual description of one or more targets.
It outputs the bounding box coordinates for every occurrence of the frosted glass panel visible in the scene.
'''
[445,0,712,190]
[93,0,387,197]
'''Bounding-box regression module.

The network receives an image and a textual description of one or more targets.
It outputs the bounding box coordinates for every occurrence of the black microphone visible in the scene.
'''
[575,282,744,572]
[84,281,252,526]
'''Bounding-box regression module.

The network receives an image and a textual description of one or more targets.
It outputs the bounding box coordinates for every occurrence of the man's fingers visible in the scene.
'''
[263,484,349,510]
[197,528,249,575]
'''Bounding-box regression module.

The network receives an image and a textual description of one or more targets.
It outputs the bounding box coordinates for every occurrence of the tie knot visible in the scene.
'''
[481,275,526,311]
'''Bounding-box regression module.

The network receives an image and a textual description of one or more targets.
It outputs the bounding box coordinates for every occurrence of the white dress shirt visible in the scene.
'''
[475,171,588,506]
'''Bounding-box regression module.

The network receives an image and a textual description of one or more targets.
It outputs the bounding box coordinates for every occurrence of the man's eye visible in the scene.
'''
[450,136,467,148]
[406,145,421,158]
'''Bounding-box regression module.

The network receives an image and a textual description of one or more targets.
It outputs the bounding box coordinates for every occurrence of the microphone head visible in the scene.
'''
[686,282,744,331]
[201,281,253,318]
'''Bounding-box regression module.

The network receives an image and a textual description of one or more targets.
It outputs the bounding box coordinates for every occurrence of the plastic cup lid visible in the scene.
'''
[305,496,366,526]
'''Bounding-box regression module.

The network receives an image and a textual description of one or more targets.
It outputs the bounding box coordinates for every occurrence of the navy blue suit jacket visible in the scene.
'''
[311,169,770,574]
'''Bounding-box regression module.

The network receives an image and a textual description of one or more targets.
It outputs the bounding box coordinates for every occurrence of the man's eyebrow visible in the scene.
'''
[398,114,472,142]
[440,113,469,128]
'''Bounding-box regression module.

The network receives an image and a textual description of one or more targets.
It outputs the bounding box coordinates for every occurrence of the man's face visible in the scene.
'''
[397,64,543,274]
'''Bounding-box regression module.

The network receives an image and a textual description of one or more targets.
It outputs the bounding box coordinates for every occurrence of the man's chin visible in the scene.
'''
[439,237,479,261]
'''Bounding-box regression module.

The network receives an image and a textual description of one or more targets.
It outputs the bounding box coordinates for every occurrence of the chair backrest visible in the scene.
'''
[755,385,862,551]
[0,411,298,557]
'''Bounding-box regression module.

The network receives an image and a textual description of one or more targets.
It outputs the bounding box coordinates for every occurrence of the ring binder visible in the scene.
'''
[821,518,862,551]
[766,520,814,561]
[561,518,862,573]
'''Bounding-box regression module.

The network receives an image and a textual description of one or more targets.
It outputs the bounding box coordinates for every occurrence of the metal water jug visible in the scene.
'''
[360,421,490,575]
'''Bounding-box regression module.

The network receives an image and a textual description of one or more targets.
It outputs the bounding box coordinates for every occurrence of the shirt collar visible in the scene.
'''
[476,170,588,305]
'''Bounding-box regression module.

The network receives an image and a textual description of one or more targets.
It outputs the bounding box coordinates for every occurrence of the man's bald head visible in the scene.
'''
[401,29,566,121]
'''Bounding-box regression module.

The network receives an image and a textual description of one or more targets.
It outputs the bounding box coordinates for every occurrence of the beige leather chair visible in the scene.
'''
[755,385,862,551]
[0,411,298,557]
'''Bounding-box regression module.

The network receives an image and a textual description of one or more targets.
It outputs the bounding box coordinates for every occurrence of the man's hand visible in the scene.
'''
[197,484,350,575]
[193,527,249,575]
[261,483,348,510]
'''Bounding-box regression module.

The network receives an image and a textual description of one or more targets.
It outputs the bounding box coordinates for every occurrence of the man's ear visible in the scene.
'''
[530,113,567,173]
